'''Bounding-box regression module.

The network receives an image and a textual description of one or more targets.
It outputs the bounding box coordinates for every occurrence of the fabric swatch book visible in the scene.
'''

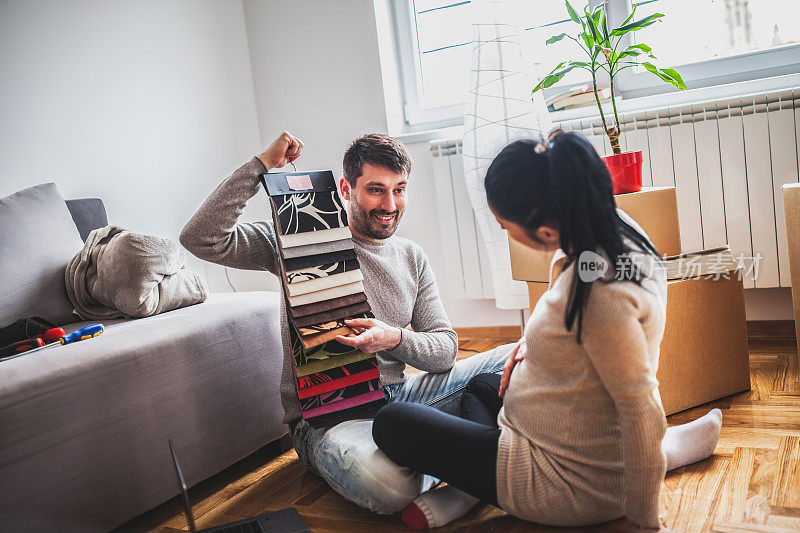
[291,301,372,328]
[300,390,386,419]
[285,269,364,297]
[260,169,387,428]
[280,238,354,259]
[286,281,365,307]
[285,258,361,284]
[289,328,359,366]
[303,398,387,429]
[288,292,368,318]
[278,226,353,249]
[283,249,358,272]
[296,359,380,398]
[273,190,348,234]
[298,378,382,411]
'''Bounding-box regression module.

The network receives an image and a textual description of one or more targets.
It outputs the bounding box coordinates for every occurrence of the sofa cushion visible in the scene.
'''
[0,183,84,327]
[65,198,108,242]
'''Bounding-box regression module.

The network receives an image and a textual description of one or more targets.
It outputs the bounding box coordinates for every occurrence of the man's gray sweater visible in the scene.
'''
[180,157,459,424]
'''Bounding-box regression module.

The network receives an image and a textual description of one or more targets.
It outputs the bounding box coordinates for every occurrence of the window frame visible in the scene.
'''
[389,0,467,130]
[390,0,800,130]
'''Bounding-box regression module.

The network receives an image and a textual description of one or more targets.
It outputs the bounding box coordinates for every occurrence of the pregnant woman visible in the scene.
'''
[372,130,722,530]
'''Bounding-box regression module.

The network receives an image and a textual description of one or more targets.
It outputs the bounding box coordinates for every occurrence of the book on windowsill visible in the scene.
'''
[545,82,593,107]
[551,87,612,110]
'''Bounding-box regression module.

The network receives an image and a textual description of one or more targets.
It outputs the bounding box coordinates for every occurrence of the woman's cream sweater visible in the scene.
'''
[496,244,668,528]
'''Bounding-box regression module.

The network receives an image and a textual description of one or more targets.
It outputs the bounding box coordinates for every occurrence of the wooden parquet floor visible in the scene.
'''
[121,324,800,533]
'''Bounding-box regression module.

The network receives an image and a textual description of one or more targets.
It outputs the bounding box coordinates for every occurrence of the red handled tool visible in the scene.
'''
[32,327,66,344]
[0,338,44,358]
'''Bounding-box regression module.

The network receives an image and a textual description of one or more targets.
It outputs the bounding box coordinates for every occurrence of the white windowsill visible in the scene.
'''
[397,72,800,146]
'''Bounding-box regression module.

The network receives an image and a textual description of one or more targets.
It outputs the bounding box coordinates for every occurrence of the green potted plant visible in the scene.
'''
[532,1,687,194]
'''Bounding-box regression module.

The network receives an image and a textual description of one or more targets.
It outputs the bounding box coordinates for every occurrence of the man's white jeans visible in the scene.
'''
[290,343,513,514]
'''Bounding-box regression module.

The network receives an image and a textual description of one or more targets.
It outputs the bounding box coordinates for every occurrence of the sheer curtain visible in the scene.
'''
[462,0,553,309]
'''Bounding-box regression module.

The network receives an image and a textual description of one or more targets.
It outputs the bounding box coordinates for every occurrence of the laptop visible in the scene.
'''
[169,439,310,533]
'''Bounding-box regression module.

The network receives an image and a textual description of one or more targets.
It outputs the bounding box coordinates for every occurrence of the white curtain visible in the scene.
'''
[462,0,553,309]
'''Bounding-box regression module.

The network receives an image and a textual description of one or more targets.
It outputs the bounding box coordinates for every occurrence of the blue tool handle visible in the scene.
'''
[60,323,104,345]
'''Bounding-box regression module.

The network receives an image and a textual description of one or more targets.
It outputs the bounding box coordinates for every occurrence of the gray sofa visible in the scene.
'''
[0,184,287,532]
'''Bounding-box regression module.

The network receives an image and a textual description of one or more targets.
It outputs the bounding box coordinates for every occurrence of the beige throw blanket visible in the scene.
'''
[65,226,208,320]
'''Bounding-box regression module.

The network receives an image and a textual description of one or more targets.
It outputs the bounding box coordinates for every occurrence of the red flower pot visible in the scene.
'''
[603,151,643,195]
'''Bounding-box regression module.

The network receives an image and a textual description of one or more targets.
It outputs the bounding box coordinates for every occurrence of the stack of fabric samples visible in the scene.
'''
[261,170,387,428]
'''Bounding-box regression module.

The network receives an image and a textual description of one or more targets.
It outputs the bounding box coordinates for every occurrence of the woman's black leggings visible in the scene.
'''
[372,373,503,505]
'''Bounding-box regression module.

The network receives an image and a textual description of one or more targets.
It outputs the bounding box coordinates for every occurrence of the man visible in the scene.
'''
[180,131,513,514]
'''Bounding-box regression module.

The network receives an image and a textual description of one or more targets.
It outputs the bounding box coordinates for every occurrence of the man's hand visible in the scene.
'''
[257,131,304,170]
[498,336,527,398]
[336,318,403,353]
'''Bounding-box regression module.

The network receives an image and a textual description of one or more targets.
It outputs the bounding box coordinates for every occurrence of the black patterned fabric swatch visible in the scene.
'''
[274,191,348,234]
[299,378,381,410]
[283,249,357,272]
[290,327,356,367]
[286,258,360,284]
[296,313,369,337]
[305,398,387,429]
[296,358,379,390]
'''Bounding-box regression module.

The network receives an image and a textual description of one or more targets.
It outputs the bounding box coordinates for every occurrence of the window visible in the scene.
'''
[617,0,800,97]
[390,0,800,128]
[391,0,595,127]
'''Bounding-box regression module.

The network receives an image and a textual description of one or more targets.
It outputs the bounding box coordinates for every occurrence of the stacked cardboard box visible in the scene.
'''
[261,170,386,428]
[783,183,800,360]
[508,186,751,415]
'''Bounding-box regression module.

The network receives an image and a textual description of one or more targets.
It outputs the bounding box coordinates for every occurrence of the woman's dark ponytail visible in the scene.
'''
[485,130,660,343]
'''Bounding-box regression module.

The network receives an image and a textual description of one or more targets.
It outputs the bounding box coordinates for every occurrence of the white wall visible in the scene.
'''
[242,0,389,165]
[0,0,262,289]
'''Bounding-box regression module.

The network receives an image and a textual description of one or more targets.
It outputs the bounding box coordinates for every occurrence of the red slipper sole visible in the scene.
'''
[401,502,431,530]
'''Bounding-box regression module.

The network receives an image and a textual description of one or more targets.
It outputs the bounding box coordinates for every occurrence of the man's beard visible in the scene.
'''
[349,202,403,240]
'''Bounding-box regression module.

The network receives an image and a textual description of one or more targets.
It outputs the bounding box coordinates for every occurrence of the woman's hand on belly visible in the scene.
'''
[499,336,527,397]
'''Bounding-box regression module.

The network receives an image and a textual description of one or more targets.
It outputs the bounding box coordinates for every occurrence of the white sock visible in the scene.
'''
[401,485,480,530]
[662,408,722,471]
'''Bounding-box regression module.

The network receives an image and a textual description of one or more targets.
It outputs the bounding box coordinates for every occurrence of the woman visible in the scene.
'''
[372,130,722,530]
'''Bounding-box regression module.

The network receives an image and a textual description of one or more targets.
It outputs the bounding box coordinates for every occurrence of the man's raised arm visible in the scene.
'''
[179,131,303,276]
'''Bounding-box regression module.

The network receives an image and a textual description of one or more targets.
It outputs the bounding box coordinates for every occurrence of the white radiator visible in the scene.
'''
[429,141,495,300]
[430,87,800,297]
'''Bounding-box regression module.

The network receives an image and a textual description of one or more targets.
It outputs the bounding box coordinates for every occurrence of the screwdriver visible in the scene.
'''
[0,338,44,358]
[32,327,66,344]
[0,326,68,358]
[59,323,104,344]
[0,323,104,362]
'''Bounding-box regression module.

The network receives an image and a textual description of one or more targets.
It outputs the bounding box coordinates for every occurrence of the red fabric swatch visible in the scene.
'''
[296,368,381,399]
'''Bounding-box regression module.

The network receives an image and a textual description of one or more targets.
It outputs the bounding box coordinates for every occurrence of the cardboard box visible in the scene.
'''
[510,186,682,283]
[526,282,548,311]
[782,183,800,356]
[658,271,751,414]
